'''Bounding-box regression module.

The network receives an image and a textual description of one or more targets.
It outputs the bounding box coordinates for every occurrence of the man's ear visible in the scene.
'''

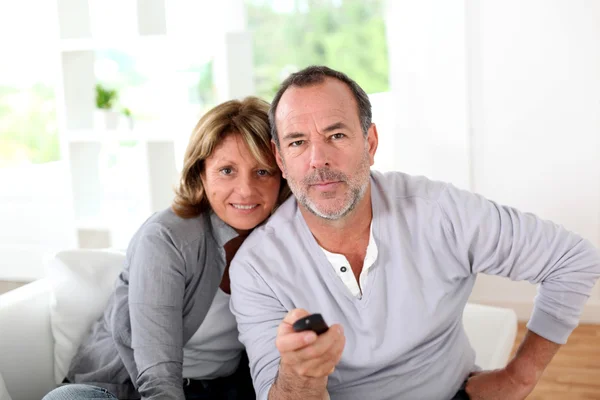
[272,140,286,179]
[367,123,378,166]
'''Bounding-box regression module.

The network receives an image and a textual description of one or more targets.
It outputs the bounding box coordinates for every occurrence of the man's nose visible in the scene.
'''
[308,141,329,169]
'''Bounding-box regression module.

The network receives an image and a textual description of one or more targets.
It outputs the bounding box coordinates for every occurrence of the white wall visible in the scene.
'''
[385,0,600,322]
[0,161,77,281]
[470,0,600,322]
[385,0,471,190]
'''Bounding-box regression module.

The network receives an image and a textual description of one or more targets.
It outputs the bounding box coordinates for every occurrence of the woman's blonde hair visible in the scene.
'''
[172,96,290,218]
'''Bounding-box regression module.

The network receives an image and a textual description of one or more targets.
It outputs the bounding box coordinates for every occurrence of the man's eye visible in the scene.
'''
[290,140,305,147]
[331,133,345,140]
[220,168,232,175]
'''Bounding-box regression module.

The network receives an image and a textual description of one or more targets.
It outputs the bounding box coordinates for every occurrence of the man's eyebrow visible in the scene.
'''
[322,122,349,133]
[282,132,306,141]
[281,122,349,141]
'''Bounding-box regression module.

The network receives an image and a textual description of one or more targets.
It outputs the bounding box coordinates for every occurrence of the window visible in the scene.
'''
[247,0,390,100]
[93,48,216,129]
[90,0,219,131]
[0,0,59,167]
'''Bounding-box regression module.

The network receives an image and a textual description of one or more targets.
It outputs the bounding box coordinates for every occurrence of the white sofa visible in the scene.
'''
[0,250,518,400]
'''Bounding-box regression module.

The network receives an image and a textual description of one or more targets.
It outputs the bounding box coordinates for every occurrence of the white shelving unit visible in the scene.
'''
[55,0,179,249]
[54,0,255,249]
[59,35,169,52]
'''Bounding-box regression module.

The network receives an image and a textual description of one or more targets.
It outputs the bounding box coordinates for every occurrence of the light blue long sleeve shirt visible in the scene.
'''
[230,171,600,400]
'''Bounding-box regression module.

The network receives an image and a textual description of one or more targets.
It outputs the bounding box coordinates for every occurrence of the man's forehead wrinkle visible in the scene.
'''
[282,108,348,132]
[277,102,294,123]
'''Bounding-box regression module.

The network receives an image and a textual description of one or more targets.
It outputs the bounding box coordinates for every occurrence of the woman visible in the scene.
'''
[43,97,289,400]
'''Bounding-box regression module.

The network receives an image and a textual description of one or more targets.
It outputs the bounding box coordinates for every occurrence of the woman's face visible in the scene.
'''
[202,133,281,235]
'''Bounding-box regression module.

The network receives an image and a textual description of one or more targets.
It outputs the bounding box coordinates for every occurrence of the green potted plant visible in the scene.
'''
[121,107,134,130]
[95,83,120,130]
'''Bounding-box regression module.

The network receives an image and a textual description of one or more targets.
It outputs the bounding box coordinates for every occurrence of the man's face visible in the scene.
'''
[273,78,378,220]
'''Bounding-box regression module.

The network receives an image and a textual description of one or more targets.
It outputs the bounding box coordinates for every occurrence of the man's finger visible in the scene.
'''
[330,326,346,364]
[278,308,311,336]
[276,330,317,353]
[283,308,311,325]
[293,323,344,361]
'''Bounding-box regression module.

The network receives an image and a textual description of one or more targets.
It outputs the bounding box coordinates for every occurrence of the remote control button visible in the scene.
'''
[340,266,347,273]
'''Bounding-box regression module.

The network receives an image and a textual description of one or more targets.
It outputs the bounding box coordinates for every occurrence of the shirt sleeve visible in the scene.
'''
[437,183,600,344]
[127,224,187,399]
[229,256,287,400]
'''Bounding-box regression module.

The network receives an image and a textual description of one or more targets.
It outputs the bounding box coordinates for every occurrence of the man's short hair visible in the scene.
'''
[269,65,372,147]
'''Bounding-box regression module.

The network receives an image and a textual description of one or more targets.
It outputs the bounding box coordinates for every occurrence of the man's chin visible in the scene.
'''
[304,201,350,220]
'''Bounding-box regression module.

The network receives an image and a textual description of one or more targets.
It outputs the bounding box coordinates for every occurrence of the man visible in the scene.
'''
[229,65,600,400]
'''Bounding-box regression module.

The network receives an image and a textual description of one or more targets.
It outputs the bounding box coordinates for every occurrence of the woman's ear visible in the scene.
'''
[198,163,206,185]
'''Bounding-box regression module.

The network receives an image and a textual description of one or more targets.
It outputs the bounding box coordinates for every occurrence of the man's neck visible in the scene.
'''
[300,185,373,254]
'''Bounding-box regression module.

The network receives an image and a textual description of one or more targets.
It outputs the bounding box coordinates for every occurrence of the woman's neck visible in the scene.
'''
[220,234,248,294]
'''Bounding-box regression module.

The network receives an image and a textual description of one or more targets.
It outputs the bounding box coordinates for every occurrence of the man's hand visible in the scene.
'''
[269,309,345,400]
[465,369,535,400]
[466,329,560,400]
[277,309,345,378]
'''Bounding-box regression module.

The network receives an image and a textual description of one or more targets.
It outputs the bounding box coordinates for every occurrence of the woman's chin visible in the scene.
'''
[225,214,269,234]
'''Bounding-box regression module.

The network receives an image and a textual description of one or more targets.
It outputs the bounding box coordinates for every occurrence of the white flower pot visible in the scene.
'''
[94,110,120,130]
[119,115,134,130]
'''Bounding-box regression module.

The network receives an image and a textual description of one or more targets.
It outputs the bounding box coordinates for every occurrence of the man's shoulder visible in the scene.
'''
[235,196,300,261]
[371,170,449,203]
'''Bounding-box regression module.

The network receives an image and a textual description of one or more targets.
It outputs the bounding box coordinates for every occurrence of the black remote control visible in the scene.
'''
[292,313,329,335]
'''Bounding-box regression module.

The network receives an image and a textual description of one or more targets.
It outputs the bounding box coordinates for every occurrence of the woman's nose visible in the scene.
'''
[237,175,253,197]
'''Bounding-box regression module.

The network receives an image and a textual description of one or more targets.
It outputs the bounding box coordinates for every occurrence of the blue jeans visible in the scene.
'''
[42,382,250,400]
[42,384,118,399]
[43,352,255,400]
[42,382,248,400]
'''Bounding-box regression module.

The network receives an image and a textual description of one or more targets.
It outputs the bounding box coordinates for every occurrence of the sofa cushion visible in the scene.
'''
[462,303,518,370]
[0,372,12,400]
[46,249,126,384]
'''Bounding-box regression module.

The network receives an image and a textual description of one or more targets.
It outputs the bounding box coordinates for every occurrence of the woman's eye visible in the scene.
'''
[257,169,270,177]
[220,167,233,175]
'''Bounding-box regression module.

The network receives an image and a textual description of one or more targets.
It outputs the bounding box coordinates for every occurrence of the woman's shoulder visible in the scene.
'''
[131,207,211,252]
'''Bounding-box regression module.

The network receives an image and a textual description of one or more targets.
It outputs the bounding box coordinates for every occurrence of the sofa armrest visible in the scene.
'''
[0,279,56,400]
[463,303,518,370]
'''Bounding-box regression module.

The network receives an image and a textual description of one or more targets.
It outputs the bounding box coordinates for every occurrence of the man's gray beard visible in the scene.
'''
[284,154,371,220]
[297,179,368,220]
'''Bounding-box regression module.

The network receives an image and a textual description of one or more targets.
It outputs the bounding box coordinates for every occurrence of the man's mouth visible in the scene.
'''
[310,181,342,190]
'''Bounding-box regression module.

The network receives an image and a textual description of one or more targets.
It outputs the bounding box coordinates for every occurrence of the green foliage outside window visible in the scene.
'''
[0,84,59,166]
[0,1,389,166]
[247,0,389,100]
